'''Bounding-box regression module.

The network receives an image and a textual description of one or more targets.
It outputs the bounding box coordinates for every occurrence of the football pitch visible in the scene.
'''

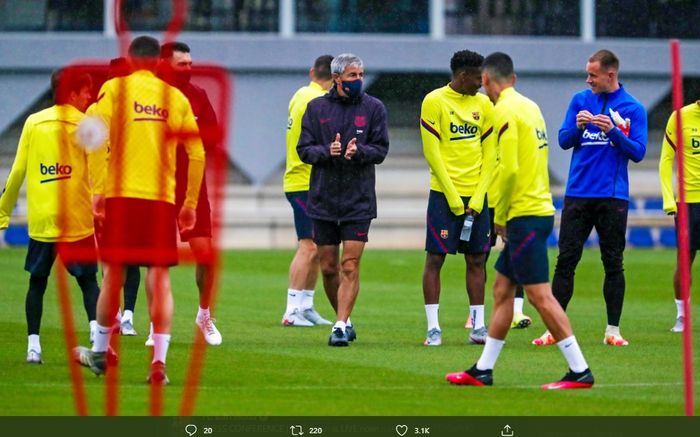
[0,247,698,416]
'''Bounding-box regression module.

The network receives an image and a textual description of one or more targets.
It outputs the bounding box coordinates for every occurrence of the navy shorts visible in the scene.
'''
[425,190,491,255]
[495,216,554,285]
[676,203,700,251]
[312,219,371,246]
[25,236,98,278]
[286,191,313,240]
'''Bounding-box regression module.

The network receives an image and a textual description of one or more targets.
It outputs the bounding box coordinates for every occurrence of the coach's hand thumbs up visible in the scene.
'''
[330,133,342,156]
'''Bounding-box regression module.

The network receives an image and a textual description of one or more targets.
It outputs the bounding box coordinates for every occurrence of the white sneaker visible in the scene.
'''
[145,322,154,346]
[26,349,43,364]
[120,320,137,336]
[281,308,314,327]
[197,315,223,346]
[302,307,332,325]
[671,316,684,333]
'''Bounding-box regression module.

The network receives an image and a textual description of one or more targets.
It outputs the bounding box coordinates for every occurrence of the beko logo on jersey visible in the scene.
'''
[133,101,169,119]
[580,128,610,146]
[691,138,699,148]
[449,122,478,141]
[581,129,608,142]
[450,122,478,135]
[39,162,72,183]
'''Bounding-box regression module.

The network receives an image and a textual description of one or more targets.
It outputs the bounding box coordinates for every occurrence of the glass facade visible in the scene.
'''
[296,0,429,34]
[0,0,699,39]
[445,0,580,36]
[596,0,700,39]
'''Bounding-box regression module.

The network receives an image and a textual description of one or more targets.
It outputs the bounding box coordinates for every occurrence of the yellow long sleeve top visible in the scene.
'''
[659,101,700,214]
[88,70,204,208]
[492,87,554,226]
[0,104,94,242]
[420,84,496,215]
[284,81,327,192]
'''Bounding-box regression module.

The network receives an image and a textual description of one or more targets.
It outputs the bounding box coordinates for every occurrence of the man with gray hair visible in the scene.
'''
[297,53,390,346]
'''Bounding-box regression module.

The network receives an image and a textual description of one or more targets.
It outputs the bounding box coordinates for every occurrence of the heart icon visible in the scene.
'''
[395,425,408,436]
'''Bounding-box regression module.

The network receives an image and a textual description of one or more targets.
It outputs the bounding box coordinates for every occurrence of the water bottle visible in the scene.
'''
[460,215,475,242]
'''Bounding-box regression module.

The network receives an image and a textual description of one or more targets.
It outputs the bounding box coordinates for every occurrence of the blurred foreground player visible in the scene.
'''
[74,36,205,384]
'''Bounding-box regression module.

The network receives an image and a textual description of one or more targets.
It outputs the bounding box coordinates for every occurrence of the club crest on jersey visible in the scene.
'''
[472,112,480,120]
[354,116,366,128]
[440,229,449,239]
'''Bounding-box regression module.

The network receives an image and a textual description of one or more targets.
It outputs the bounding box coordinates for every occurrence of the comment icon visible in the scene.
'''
[185,424,198,436]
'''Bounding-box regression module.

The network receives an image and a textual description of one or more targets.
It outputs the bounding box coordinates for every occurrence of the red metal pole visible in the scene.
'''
[670,38,694,417]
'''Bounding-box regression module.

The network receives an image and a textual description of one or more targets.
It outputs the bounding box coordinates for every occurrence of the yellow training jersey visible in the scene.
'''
[492,87,554,226]
[284,81,327,192]
[660,101,700,214]
[89,70,204,208]
[420,84,496,215]
[0,104,94,242]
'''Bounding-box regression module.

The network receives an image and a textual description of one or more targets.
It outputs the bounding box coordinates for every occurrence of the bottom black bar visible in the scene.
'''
[1,416,699,437]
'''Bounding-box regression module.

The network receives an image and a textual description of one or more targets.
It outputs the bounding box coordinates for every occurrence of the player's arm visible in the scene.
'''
[558,96,583,150]
[493,112,519,227]
[198,88,220,153]
[420,97,463,216]
[659,112,678,215]
[84,102,109,196]
[468,101,496,215]
[350,102,389,164]
[181,102,205,210]
[607,105,647,163]
[0,116,32,229]
[297,104,331,165]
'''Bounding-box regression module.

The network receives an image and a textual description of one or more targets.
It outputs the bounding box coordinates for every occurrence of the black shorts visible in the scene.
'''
[676,202,700,251]
[286,191,313,240]
[25,236,98,278]
[495,216,554,285]
[312,219,371,246]
[425,190,491,255]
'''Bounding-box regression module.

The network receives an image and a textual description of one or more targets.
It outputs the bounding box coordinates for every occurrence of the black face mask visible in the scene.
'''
[174,71,191,87]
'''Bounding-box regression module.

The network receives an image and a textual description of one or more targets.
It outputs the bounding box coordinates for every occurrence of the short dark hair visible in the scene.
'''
[160,41,191,59]
[51,69,92,105]
[313,55,333,81]
[589,49,619,71]
[108,57,130,79]
[128,36,160,59]
[450,49,484,75]
[483,52,514,82]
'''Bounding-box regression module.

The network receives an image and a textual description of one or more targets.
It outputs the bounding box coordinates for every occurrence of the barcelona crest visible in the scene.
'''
[472,112,480,120]
[440,229,449,239]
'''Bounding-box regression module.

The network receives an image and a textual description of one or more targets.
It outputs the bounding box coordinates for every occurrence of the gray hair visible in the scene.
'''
[331,53,364,75]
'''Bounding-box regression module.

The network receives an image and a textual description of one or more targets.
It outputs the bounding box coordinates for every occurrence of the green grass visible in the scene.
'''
[0,247,698,416]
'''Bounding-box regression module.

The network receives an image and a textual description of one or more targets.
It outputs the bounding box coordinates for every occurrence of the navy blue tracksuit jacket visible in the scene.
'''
[297,87,389,222]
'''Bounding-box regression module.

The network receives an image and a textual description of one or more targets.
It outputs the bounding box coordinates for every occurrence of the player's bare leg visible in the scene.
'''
[189,236,222,344]
[422,253,446,345]
[146,266,172,384]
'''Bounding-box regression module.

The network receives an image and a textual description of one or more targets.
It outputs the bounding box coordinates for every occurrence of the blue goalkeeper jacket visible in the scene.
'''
[558,84,647,201]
